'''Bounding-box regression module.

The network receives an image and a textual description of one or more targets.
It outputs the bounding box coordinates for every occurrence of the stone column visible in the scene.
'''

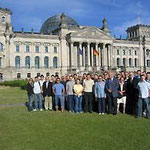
[87,43,90,67]
[83,45,86,67]
[79,43,82,67]
[95,43,99,67]
[70,42,74,68]
[31,43,34,68]
[103,43,108,70]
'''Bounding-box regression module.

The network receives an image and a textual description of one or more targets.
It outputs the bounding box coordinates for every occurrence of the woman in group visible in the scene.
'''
[94,75,106,115]
[74,79,84,113]
[26,78,34,111]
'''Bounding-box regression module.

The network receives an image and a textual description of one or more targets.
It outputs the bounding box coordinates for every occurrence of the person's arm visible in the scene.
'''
[52,85,56,95]
[66,83,69,95]
[94,83,98,98]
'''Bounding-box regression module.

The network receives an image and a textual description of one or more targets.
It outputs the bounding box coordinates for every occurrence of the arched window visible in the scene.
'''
[15,56,20,68]
[44,56,49,68]
[129,58,132,67]
[1,16,5,23]
[116,58,120,67]
[53,57,58,68]
[146,49,150,56]
[135,58,137,67]
[25,56,30,68]
[0,43,4,51]
[123,58,126,67]
[35,56,40,69]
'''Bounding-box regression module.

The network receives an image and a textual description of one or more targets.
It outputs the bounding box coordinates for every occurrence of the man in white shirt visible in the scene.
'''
[83,74,94,113]
[33,76,43,111]
[137,74,150,119]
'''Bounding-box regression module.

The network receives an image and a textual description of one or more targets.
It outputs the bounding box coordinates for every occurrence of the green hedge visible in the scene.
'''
[0,80,28,90]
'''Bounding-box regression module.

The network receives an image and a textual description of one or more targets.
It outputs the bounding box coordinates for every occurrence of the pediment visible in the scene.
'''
[70,27,113,40]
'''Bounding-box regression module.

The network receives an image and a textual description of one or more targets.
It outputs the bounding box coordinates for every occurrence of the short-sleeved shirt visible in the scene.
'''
[83,79,94,92]
[53,83,64,96]
[66,81,75,95]
[138,81,150,98]
[34,82,41,94]
[74,84,84,96]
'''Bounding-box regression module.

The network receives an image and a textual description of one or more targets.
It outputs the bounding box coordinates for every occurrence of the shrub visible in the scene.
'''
[0,80,28,90]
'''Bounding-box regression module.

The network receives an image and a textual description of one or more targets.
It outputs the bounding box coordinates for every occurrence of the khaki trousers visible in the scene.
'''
[44,96,52,110]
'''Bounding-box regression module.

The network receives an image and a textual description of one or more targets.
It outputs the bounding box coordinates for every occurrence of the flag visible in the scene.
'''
[79,48,83,55]
[93,49,99,56]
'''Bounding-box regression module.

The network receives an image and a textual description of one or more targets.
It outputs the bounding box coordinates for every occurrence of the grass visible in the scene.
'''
[0,86,150,150]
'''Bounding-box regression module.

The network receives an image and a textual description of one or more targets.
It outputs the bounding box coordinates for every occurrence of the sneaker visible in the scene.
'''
[33,109,37,112]
[99,113,102,115]
[40,109,43,111]
[102,113,105,115]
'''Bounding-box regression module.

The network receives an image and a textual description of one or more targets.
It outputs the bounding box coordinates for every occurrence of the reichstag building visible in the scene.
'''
[0,7,150,80]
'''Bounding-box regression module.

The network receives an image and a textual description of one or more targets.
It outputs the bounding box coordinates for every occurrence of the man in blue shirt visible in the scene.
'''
[53,78,65,112]
[137,74,150,119]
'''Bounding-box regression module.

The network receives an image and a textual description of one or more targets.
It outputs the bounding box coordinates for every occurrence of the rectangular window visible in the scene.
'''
[17,73,21,79]
[16,45,20,52]
[129,50,132,55]
[35,45,39,53]
[27,73,31,78]
[0,57,2,68]
[117,50,119,55]
[45,46,48,53]
[0,73,3,80]
[26,45,30,52]
[123,50,125,55]
[147,60,150,67]
[135,50,137,55]
[54,47,57,53]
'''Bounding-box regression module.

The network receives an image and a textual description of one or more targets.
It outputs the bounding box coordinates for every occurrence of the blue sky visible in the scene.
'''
[0,0,150,38]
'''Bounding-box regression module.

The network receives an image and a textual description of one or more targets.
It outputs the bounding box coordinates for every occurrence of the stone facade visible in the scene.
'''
[0,7,150,80]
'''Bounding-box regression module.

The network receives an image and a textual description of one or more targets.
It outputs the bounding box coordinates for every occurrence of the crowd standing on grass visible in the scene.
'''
[26,70,150,119]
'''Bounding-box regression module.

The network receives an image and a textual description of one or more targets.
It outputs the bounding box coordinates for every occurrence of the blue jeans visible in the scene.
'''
[68,95,74,112]
[98,98,105,113]
[28,94,33,111]
[74,95,82,113]
[138,97,149,118]
[55,95,64,108]
[34,93,42,109]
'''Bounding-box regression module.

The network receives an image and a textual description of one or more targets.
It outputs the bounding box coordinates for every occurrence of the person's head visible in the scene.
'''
[129,72,134,78]
[125,72,129,78]
[120,77,124,83]
[87,74,91,80]
[56,78,60,84]
[109,71,114,79]
[137,70,141,76]
[103,72,108,79]
[29,78,33,84]
[116,73,121,80]
[141,74,145,81]
[146,72,150,80]
[45,76,49,81]
[99,75,103,82]
[76,79,80,84]
[40,75,44,80]
[34,76,39,82]
[69,76,73,81]
[94,74,99,80]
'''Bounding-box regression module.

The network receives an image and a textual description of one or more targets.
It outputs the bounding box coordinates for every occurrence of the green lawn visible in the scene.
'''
[0,86,150,150]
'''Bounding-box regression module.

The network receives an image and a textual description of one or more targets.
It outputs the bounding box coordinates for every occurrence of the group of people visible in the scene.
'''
[26,70,150,119]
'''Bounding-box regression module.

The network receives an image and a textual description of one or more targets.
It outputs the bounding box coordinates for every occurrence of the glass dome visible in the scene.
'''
[40,14,79,34]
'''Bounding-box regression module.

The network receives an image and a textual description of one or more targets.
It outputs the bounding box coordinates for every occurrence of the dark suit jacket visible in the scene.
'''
[43,81,53,97]
[105,77,119,97]
[118,82,127,98]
